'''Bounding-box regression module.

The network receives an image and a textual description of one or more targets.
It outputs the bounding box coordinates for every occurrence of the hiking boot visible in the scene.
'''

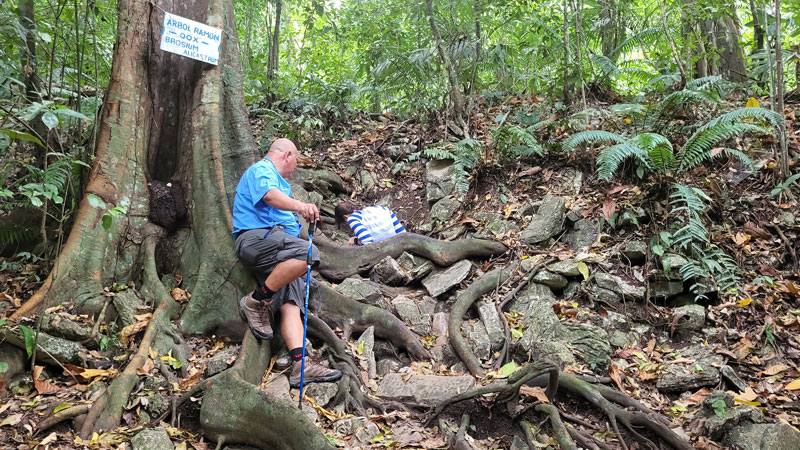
[239,293,273,340]
[289,358,342,388]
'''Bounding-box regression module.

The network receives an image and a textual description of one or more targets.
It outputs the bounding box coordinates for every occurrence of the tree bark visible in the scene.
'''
[267,0,282,83]
[748,0,764,53]
[18,0,41,102]
[774,0,790,180]
[714,7,748,82]
[424,0,467,126]
[662,0,687,85]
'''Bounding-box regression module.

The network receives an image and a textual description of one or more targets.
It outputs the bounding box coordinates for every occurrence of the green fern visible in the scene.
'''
[562,130,626,153]
[609,27,662,61]
[0,224,39,247]
[493,123,543,160]
[596,142,650,180]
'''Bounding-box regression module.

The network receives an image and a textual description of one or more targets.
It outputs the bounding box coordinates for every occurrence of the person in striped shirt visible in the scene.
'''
[334,202,406,244]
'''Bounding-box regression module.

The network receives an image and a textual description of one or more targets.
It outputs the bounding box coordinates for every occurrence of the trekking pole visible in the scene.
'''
[298,221,316,410]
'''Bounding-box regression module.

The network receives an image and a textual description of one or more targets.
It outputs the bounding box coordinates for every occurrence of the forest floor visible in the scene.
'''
[1,92,800,449]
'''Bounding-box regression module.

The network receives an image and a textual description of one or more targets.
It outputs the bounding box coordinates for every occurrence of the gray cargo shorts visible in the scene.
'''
[235,225,321,314]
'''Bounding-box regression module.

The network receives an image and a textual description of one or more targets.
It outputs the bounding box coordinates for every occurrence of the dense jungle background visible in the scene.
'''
[1,0,799,449]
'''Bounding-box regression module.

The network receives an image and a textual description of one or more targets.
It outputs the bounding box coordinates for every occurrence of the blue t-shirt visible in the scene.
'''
[232,157,301,237]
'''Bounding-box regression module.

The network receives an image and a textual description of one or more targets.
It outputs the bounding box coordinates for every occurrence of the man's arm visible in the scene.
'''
[262,188,319,223]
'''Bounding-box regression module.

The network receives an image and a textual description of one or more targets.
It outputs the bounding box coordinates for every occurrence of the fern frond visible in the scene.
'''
[661,88,721,111]
[705,107,783,130]
[596,142,648,181]
[648,72,681,89]
[593,54,619,78]
[610,103,647,116]
[562,130,626,153]
[715,148,755,171]
[633,133,674,172]
[0,223,38,247]
[609,27,662,60]
[678,122,767,172]
[685,75,728,95]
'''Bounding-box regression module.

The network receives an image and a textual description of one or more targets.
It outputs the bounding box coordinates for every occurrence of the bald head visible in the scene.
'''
[266,138,299,177]
[268,138,297,155]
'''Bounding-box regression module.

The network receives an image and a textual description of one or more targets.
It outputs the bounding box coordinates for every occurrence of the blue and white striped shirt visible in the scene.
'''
[346,206,405,244]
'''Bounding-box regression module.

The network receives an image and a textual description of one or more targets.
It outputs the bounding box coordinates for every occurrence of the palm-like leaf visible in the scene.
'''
[562,130,626,153]
[596,142,648,181]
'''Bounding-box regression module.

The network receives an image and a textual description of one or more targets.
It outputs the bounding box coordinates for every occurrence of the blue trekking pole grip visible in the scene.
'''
[298,221,316,409]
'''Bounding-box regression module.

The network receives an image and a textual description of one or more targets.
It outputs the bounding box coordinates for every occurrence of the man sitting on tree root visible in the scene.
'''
[232,137,341,388]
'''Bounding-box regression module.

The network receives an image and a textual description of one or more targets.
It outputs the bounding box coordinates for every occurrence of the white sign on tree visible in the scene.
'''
[160,12,221,65]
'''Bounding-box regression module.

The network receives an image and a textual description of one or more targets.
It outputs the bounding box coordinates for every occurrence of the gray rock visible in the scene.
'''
[397,253,434,281]
[356,169,378,192]
[565,209,584,222]
[566,218,600,250]
[547,259,581,277]
[36,332,85,364]
[657,345,723,392]
[426,159,459,203]
[509,283,556,316]
[113,290,144,327]
[650,279,684,299]
[533,270,568,289]
[778,211,795,228]
[334,416,368,436]
[617,206,647,228]
[144,392,167,416]
[699,391,763,440]
[356,326,377,379]
[430,196,462,222]
[376,373,475,407]
[723,422,800,450]
[131,427,173,450]
[370,256,410,286]
[376,358,403,376]
[562,281,581,300]
[660,253,689,280]
[620,241,647,265]
[355,421,381,444]
[477,300,504,351]
[523,340,575,367]
[520,195,566,244]
[391,296,431,334]
[474,219,519,240]
[594,286,623,306]
[41,312,92,342]
[721,365,748,392]
[595,272,645,300]
[422,260,472,297]
[510,436,529,450]
[560,322,611,370]
[461,320,491,361]
[304,382,339,407]
[431,312,449,346]
[518,301,562,353]
[335,278,383,305]
[439,225,465,241]
[382,143,417,159]
[673,304,705,332]
[206,347,239,376]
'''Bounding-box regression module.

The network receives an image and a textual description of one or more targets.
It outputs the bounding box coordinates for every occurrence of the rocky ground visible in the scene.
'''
[1,96,800,449]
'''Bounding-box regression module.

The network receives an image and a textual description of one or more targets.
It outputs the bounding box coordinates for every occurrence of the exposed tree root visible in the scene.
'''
[525,372,693,450]
[426,359,559,425]
[36,404,91,434]
[535,403,577,450]
[449,262,518,376]
[200,332,334,450]
[318,284,430,360]
[315,232,507,280]
[567,427,611,450]
[80,236,181,437]
[453,413,473,450]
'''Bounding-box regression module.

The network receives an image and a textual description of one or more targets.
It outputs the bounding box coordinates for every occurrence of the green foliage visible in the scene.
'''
[654,184,741,300]
[422,138,482,195]
[19,324,36,357]
[770,172,800,197]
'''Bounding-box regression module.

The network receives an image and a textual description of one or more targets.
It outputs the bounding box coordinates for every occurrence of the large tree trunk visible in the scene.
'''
[600,0,625,64]
[267,0,282,83]
[18,0,41,102]
[425,0,467,129]
[714,9,748,82]
[11,0,328,446]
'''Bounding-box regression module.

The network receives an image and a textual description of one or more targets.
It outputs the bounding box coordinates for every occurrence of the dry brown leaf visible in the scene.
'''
[737,387,759,402]
[137,358,154,376]
[519,385,550,403]
[33,365,60,395]
[120,320,149,346]
[40,432,57,446]
[784,379,800,390]
[602,198,617,220]
[608,363,625,391]
[762,363,789,376]
[171,287,191,302]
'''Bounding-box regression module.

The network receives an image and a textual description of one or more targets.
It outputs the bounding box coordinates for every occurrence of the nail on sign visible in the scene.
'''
[160,12,221,65]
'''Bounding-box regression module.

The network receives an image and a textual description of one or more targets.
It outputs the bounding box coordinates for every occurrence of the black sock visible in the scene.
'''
[253,284,276,301]
[290,347,303,362]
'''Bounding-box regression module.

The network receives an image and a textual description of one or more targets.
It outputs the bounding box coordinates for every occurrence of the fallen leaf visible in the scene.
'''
[737,298,753,307]
[602,198,617,220]
[520,385,550,403]
[762,364,789,376]
[732,232,751,247]
[119,320,149,346]
[137,358,154,376]
[40,431,57,445]
[736,387,759,402]
[33,365,60,395]
[784,379,800,390]
[0,414,22,427]
[171,287,191,302]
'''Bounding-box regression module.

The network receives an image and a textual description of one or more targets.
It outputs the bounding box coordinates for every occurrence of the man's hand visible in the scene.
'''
[295,201,319,223]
